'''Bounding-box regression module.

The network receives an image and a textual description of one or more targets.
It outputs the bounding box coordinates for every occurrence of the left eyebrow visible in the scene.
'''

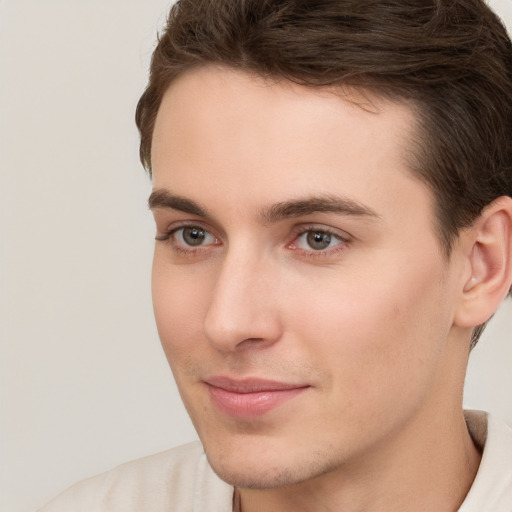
[260,195,381,223]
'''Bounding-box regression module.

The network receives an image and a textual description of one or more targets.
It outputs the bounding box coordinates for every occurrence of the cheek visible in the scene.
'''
[151,256,211,361]
[287,255,451,395]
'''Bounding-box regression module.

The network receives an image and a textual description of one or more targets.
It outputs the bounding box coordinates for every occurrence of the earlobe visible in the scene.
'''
[455,196,512,328]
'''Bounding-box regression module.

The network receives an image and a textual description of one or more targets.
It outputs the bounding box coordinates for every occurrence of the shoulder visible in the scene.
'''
[38,441,234,512]
[460,410,512,511]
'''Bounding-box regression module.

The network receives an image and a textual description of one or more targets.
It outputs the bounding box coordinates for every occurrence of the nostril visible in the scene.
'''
[237,337,266,348]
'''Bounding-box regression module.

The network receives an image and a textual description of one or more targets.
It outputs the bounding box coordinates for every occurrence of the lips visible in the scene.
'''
[204,376,309,419]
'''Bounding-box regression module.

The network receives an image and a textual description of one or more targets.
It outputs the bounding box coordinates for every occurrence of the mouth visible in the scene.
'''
[204,376,310,419]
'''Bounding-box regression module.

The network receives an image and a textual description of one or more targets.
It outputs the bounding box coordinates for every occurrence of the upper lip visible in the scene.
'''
[204,376,309,393]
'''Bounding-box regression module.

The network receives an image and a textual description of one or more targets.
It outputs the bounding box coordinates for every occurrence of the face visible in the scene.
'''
[150,67,464,489]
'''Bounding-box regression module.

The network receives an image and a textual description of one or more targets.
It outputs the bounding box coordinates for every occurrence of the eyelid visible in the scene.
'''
[291,224,351,241]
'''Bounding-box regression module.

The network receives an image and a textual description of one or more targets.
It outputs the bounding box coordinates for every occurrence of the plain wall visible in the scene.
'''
[1,1,511,511]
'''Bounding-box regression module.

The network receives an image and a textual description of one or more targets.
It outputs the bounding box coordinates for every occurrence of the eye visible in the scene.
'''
[294,228,345,251]
[155,224,219,250]
[173,226,217,247]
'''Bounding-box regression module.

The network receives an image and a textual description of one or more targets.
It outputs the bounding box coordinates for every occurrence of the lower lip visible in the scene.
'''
[207,385,308,419]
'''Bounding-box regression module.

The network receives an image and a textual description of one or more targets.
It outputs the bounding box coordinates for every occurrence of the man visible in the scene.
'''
[41,0,512,511]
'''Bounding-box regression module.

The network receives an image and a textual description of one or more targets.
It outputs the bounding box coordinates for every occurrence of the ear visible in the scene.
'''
[454,196,512,329]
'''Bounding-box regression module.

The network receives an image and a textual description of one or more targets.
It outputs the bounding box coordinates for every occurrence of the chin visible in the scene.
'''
[203,437,338,490]
[210,460,300,489]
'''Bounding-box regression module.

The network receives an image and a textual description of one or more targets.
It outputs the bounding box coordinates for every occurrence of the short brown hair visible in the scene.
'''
[136,0,512,342]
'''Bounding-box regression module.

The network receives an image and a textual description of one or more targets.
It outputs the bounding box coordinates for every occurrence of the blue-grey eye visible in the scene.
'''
[182,227,207,246]
[306,231,332,250]
[295,229,343,251]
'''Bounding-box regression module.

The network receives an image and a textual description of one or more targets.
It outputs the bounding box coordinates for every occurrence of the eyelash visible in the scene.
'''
[155,223,350,258]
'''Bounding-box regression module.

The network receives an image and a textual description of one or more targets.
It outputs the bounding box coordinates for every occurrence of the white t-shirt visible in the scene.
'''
[38,411,512,512]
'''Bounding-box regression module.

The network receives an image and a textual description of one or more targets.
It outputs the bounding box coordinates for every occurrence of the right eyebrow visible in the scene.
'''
[148,189,210,218]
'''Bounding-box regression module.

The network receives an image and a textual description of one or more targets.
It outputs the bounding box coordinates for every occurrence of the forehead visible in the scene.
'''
[151,66,430,227]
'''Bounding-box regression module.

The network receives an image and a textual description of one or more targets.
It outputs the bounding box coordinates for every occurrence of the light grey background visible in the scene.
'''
[1,1,511,511]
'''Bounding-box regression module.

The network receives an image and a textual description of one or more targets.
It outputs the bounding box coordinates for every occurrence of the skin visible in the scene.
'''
[150,66,483,512]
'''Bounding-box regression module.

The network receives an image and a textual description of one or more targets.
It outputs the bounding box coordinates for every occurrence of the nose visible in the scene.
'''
[203,250,283,352]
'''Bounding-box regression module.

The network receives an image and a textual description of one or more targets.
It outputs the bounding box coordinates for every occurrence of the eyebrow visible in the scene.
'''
[261,195,380,222]
[148,189,380,222]
[148,190,210,217]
